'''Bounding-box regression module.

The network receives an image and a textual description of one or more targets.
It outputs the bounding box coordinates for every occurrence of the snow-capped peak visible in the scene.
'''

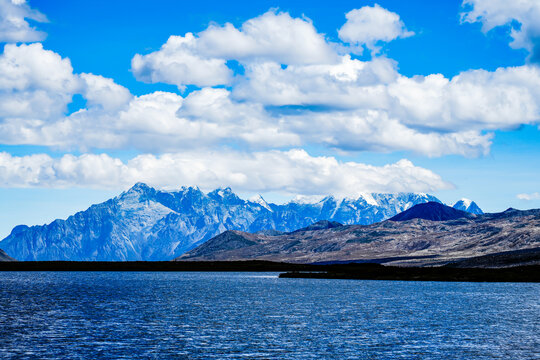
[453,198,483,215]
[248,194,272,211]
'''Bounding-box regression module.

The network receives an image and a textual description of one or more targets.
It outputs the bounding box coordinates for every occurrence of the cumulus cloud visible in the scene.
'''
[0,150,452,196]
[338,4,413,53]
[1,9,540,159]
[79,73,132,111]
[517,192,540,201]
[2,5,540,194]
[0,43,79,119]
[0,86,300,151]
[389,65,540,132]
[2,29,540,157]
[195,10,337,64]
[233,55,398,108]
[131,10,337,88]
[284,110,492,157]
[0,0,47,42]
[462,0,540,62]
[131,33,233,90]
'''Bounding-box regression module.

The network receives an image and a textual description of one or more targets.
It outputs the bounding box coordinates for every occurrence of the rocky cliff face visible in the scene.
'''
[178,205,540,266]
[0,183,455,261]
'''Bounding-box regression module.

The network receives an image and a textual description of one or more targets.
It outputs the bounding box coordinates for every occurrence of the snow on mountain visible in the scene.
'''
[0,183,472,261]
[289,194,325,205]
[248,194,272,212]
[453,198,484,215]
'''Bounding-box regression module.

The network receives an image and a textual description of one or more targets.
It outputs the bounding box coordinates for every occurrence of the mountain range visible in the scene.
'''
[178,203,540,267]
[0,183,479,261]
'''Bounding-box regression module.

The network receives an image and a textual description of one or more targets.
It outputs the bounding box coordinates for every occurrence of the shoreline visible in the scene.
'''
[0,261,538,282]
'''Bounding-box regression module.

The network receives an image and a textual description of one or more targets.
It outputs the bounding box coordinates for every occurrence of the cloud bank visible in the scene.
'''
[0,150,452,196]
[0,3,539,194]
[2,39,539,156]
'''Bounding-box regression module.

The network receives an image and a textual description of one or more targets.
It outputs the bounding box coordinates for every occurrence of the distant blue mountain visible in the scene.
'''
[453,199,484,215]
[0,183,453,261]
[390,202,474,222]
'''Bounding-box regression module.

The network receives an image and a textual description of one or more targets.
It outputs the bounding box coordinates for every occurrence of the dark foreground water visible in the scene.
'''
[0,272,538,359]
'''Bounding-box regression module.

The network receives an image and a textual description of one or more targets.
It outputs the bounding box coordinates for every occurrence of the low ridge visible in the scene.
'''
[293,220,343,232]
[178,208,540,266]
[0,249,16,262]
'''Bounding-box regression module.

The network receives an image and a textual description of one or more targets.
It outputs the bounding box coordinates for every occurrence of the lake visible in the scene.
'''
[0,272,538,359]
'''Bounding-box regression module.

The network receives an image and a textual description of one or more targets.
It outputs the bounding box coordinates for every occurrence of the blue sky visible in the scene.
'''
[0,0,539,238]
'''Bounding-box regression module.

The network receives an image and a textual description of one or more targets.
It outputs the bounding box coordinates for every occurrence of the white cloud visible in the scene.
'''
[79,73,132,111]
[0,43,79,119]
[131,10,338,88]
[1,10,540,159]
[195,10,337,64]
[338,4,413,53]
[462,0,540,62]
[1,6,538,195]
[233,56,398,108]
[0,150,452,196]
[284,109,492,157]
[389,65,540,132]
[177,87,300,148]
[2,30,540,158]
[517,192,540,201]
[0,0,47,42]
[131,33,233,90]
[0,87,300,151]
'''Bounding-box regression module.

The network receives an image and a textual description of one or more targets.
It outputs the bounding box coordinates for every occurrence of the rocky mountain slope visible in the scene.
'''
[0,183,453,261]
[178,205,540,266]
[0,249,16,261]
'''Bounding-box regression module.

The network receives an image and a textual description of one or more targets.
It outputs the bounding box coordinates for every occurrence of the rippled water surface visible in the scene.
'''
[0,272,538,359]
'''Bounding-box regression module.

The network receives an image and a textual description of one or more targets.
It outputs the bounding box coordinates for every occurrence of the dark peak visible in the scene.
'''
[293,220,344,233]
[390,201,473,222]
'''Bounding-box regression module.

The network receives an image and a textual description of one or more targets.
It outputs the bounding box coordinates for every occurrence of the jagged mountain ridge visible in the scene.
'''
[178,205,540,267]
[0,183,471,261]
